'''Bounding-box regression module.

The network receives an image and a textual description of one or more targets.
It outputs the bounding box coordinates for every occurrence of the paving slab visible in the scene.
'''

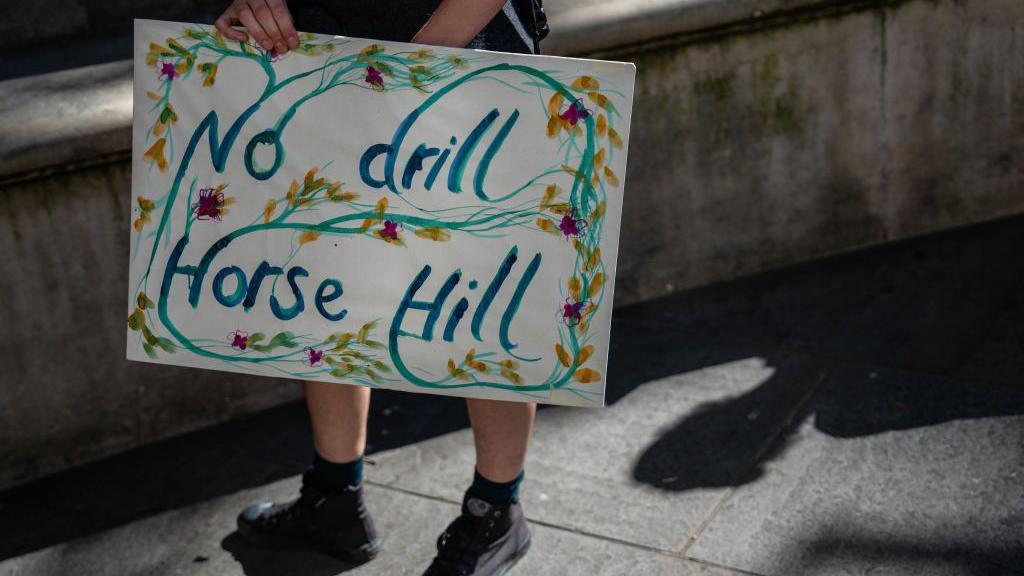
[0,478,737,576]
[367,345,830,553]
[687,362,1024,576]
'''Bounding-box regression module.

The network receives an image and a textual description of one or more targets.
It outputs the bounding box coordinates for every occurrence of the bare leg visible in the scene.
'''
[304,381,371,462]
[466,398,537,482]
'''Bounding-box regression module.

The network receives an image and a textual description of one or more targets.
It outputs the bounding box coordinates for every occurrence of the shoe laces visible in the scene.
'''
[434,512,498,575]
[263,485,325,525]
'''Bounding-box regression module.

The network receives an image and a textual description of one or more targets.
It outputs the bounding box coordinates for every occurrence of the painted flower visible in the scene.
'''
[558,208,588,239]
[379,220,401,241]
[158,61,178,81]
[229,330,249,350]
[559,98,592,127]
[304,346,324,367]
[561,297,591,327]
[365,65,384,90]
[192,185,231,221]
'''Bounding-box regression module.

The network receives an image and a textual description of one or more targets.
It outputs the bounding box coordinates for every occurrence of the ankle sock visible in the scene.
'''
[305,452,364,492]
[467,468,524,505]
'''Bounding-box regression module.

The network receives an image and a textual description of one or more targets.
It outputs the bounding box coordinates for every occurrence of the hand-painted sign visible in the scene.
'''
[127,19,635,406]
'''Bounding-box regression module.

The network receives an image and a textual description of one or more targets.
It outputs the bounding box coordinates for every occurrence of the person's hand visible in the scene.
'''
[215,0,299,54]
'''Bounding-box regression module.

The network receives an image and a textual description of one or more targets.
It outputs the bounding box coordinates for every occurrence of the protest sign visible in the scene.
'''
[128,19,635,406]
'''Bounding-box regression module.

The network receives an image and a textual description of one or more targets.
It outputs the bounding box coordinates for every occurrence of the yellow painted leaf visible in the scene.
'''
[571,76,599,90]
[303,167,318,188]
[588,272,605,298]
[574,368,601,383]
[149,42,172,56]
[546,115,561,138]
[596,114,608,137]
[263,198,277,223]
[375,197,388,220]
[539,184,560,210]
[146,91,162,101]
[167,38,187,54]
[286,179,299,205]
[500,368,522,385]
[499,359,519,370]
[555,344,571,367]
[585,247,602,272]
[576,345,594,366]
[468,359,489,373]
[603,166,620,187]
[143,138,168,171]
[133,212,150,232]
[587,91,610,110]
[358,320,377,342]
[594,148,606,170]
[137,197,155,211]
[360,43,382,58]
[569,276,582,301]
[214,29,227,47]
[561,164,580,179]
[415,227,451,241]
[548,202,570,215]
[609,127,624,149]
[591,200,606,220]
[536,218,559,235]
[548,92,564,116]
[298,230,320,245]
[447,359,471,381]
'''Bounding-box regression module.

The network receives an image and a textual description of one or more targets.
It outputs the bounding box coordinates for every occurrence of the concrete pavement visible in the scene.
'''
[1,215,1022,576]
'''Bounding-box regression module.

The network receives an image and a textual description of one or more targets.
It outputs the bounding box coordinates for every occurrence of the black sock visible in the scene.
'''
[304,452,364,492]
[466,468,524,505]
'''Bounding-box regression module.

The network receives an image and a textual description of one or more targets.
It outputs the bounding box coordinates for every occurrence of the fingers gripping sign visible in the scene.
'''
[215,0,299,54]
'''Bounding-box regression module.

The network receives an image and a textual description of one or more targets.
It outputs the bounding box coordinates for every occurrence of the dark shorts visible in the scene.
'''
[289,0,536,55]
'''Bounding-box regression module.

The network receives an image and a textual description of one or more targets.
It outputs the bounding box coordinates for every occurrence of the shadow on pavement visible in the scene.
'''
[780,530,1024,576]
[628,214,1024,491]
[220,532,366,576]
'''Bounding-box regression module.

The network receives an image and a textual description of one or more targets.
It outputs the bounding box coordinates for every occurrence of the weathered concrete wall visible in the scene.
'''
[1,0,1022,489]
[0,165,302,488]
[613,0,1024,302]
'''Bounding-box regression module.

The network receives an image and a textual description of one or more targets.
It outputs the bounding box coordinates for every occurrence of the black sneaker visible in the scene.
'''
[423,494,531,576]
[237,474,381,562]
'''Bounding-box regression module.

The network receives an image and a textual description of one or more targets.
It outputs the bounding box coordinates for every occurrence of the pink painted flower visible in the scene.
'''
[229,330,249,350]
[561,298,591,326]
[365,65,384,90]
[558,208,588,239]
[304,347,324,367]
[380,220,401,241]
[559,98,592,126]
[158,61,178,81]
[193,186,226,221]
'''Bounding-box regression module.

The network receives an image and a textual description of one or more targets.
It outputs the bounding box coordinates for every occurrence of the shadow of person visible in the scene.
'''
[629,362,810,490]
[221,531,367,576]
[625,215,1024,492]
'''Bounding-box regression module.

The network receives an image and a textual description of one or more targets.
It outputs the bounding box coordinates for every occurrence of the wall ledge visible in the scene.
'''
[0,0,874,183]
[0,60,132,185]
[543,0,867,56]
